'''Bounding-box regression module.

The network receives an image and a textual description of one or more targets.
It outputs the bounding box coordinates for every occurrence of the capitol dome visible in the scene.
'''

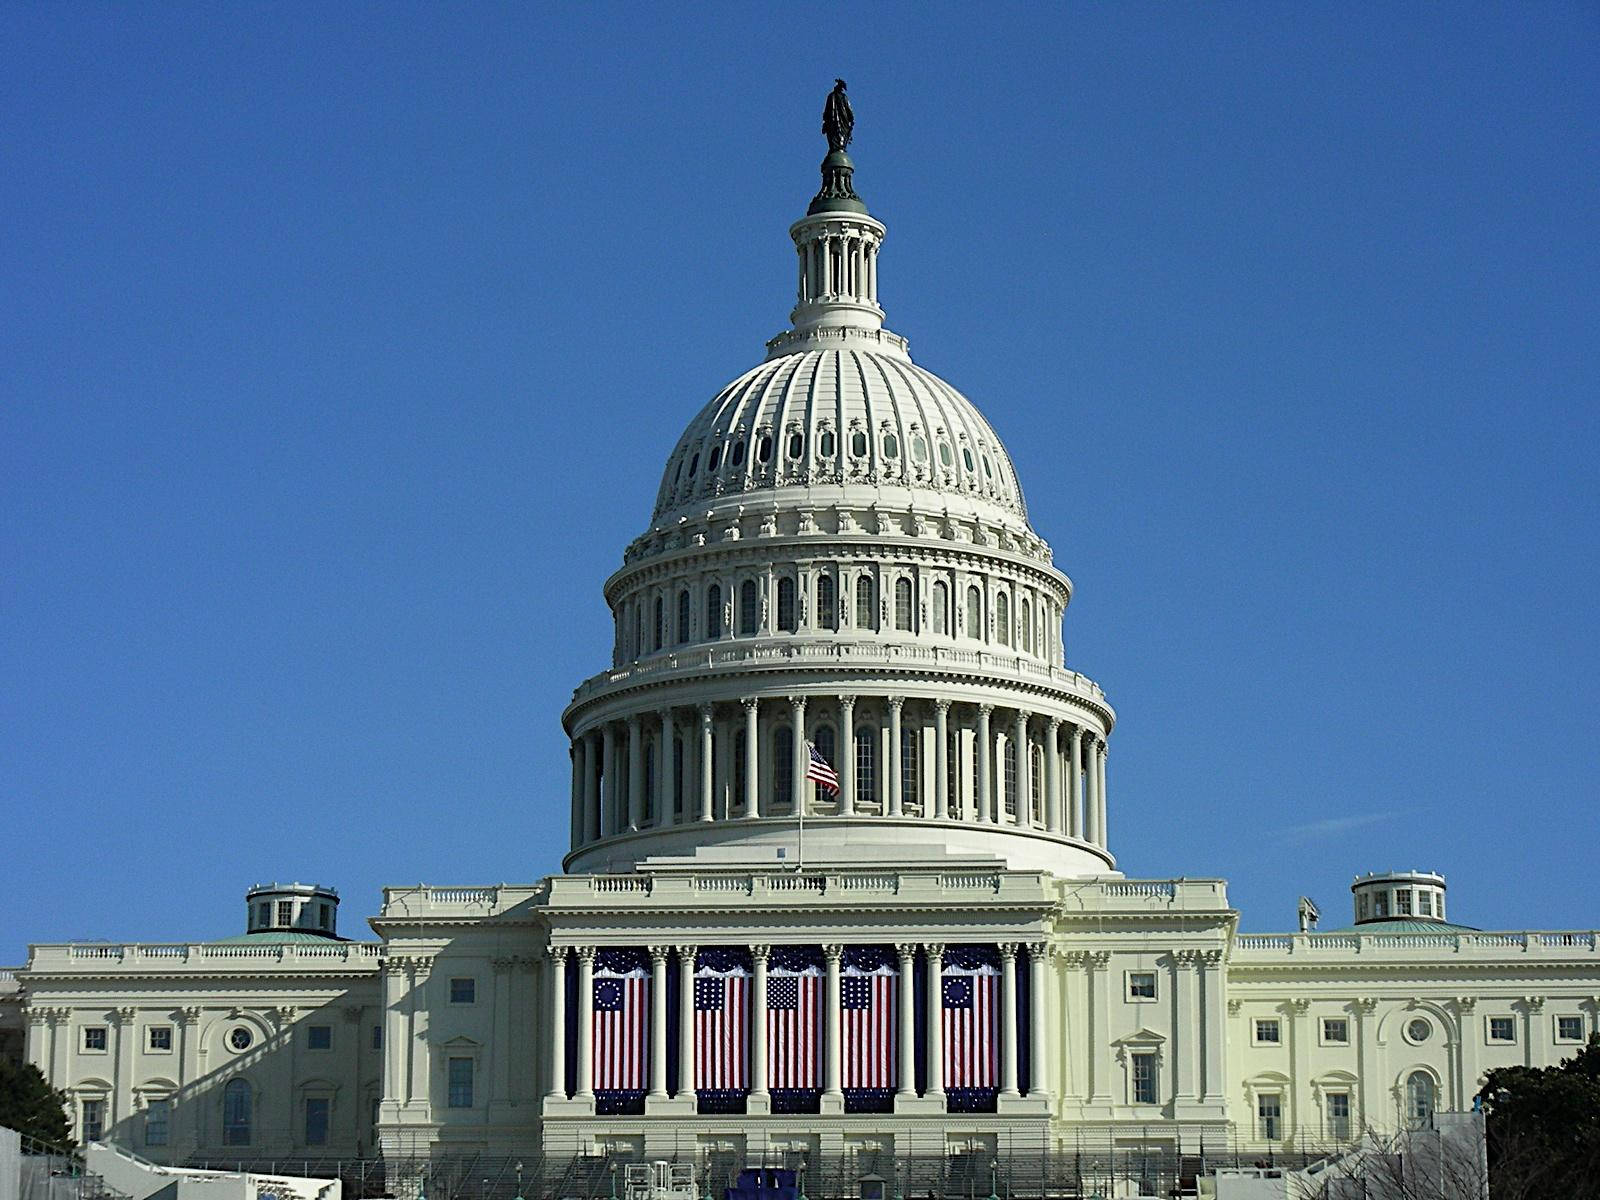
[561,114,1115,879]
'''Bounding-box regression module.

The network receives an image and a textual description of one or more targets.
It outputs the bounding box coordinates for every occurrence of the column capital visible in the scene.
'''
[1352,997,1378,1015]
[750,944,771,962]
[997,942,1020,962]
[698,703,715,721]
[977,702,994,718]
[575,945,597,963]
[648,946,671,965]
[1046,716,1062,731]
[1173,949,1201,967]
[933,698,952,714]
[741,696,759,713]
[1287,997,1312,1015]
[887,696,904,713]
[675,944,698,961]
[626,712,641,729]
[1201,949,1225,966]
[1087,949,1112,969]
[545,944,570,965]
[113,1005,137,1025]
[894,942,918,962]
[787,695,806,712]
[491,956,517,973]
[1522,995,1546,1012]
[822,943,843,962]
[1068,723,1084,744]
[179,1006,202,1026]
[1453,996,1477,1013]
[924,942,946,959]
[839,694,856,710]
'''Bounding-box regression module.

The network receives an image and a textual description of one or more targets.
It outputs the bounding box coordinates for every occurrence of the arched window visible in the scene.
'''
[850,429,868,457]
[787,432,803,459]
[900,725,919,810]
[814,725,836,777]
[1003,736,1017,817]
[756,435,773,463]
[706,584,723,639]
[967,585,982,640]
[677,589,691,644]
[1406,1072,1435,1129]
[223,1078,252,1146]
[739,580,759,636]
[816,574,836,631]
[894,578,913,631]
[653,596,664,651]
[996,592,1011,647]
[730,439,746,466]
[774,726,794,809]
[708,445,722,471]
[854,728,877,808]
[932,581,949,636]
[1021,599,1033,653]
[819,430,836,458]
[855,576,876,630]
[777,577,797,633]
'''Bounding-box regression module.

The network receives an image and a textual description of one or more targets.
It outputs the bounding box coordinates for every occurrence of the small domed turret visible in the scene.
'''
[245,882,340,938]
[1351,871,1448,925]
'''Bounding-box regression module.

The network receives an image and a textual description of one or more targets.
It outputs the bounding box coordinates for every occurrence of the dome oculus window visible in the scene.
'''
[883,434,899,460]
[730,439,746,466]
[756,435,773,464]
[708,446,722,471]
[228,1026,254,1052]
[962,447,975,471]
[850,430,868,458]
[786,432,803,459]
[982,454,993,478]
[911,435,927,463]
[938,442,953,468]
[819,430,836,458]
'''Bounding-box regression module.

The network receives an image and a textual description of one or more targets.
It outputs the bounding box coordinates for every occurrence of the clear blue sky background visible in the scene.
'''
[3,4,1596,962]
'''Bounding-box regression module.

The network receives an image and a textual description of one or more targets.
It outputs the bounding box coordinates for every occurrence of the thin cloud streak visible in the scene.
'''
[1278,813,1391,843]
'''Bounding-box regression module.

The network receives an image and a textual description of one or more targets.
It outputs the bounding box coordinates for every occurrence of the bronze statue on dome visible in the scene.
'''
[823,79,853,153]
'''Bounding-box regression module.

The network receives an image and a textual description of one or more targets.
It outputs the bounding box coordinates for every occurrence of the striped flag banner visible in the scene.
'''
[592,958,648,1093]
[767,964,822,1090]
[840,963,897,1092]
[942,963,1000,1090]
[695,960,750,1093]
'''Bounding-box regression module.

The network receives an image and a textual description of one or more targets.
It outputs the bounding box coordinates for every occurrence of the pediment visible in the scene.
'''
[1111,1027,1166,1046]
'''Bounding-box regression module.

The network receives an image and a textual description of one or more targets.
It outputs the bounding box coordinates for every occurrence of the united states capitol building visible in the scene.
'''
[4,93,1597,1186]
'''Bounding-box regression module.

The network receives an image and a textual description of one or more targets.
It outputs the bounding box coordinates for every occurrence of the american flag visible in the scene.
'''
[840,970,896,1090]
[805,741,839,796]
[695,971,748,1091]
[593,970,648,1092]
[767,970,821,1090]
[942,968,999,1089]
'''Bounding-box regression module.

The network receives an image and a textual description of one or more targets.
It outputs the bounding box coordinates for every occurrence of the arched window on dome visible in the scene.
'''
[1405,1072,1435,1129]
[932,581,949,636]
[855,576,876,631]
[756,434,773,464]
[730,439,746,467]
[850,429,868,458]
[1021,598,1033,654]
[900,725,919,812]
[1003,735,1018,818]
[894,578,914,631]
[819,429,836,458]
[676,589,690,645]
[687,452,699,478]
[223,1078,251,1146]
[996,592,1011,648]
[854,727,877,810]
[883,433,899,460]
[777,577,797,633]
[938,441,953,469]
[706,584,723,639]
[967,585,983,640]
[774,726,794,810]
[816,573,837,631]
[708,445,722,472]
[787,432,803,460]
[653,596,664,652]
[739,580,759,636]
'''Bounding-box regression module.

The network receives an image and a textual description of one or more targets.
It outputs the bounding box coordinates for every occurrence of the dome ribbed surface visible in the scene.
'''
[651,346,1028,525]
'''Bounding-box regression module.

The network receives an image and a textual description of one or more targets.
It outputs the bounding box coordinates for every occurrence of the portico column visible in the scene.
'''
[646,947,669,1099]
[627,714,644,830]
[976,704,994,823]
[743,697,761,818]
[570,740,585,847]
[926,943,946,1103]
[999,943,1021,1097]
[839,696,856,814]
[697,705,714,822]
[1013,710,1031,826]
[1067,726,1084,839]
[1028,944,1049,1099]
[1096,738,1109,847]
[887,698,905,816]
[677,947,697,1097]
[789,697,807,814]
[601,724,618,837]
[1172,951,1198,1103]
[575,947,595,1100]
[933,700,951,819]
[750,945,771,1106]
[585,731,601,841]
[1200,951,1227,1104]
[895,943,917,1100]
[1044,719,1062,833]
[823,945,844,1107]
[545,948,567,1100]
[659,712,676,827]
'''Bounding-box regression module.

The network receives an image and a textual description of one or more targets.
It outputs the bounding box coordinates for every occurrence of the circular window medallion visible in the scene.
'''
[1405,1018,1432,1044]
[228,1026,254,1052]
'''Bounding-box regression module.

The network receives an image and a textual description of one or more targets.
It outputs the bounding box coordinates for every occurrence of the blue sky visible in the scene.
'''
[3,4,1596,961]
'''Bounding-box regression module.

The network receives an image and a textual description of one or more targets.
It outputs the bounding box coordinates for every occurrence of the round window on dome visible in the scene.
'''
[787,433,803,459]
[850,430,868,458]
[911,435,927,462]
[938,442,953,468]
[883,434,899,459]
[819,431,836,458]
[731,440,746,466]
[756,435,772,463]
[687,453,699,477]
[708,446,722,471]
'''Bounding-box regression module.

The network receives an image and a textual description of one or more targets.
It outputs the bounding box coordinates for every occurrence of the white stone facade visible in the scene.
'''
[7,110,1598,1172]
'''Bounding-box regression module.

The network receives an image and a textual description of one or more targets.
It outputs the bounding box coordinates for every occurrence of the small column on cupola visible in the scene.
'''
[788,79,888,336]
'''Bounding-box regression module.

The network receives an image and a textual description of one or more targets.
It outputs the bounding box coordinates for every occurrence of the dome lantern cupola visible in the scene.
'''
[245,881,341,938]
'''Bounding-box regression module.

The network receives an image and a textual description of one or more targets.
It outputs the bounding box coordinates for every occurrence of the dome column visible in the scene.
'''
[789,696,808,814]
[1067,725,1084,839]
[601,724,618,837]
[1013,710,1031,827]
[887,697,905,816]
[742,698,760,818]
[584,731,601,842]
[658,711,676,827]
[697,705,714,822]
[839,696,856,815]
[1096,738,1110,849]
[933,700,951,819]
[569,739,585,848]
[627,714,645,830]
[1045,719,1062,834]
[977,704,994,822]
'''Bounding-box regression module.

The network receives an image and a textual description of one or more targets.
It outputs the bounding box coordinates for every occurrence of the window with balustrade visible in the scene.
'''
[996,591,1010,647]
[894,577,913,631]
[1021,599,1033,652]
[855,576,876,629]
[816,573,837,630]
[932,580,948,635]
[966,585,982,639]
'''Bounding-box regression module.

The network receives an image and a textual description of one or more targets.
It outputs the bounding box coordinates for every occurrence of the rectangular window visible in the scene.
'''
[450,977,476,1004]
[147,1025,173,1052]
[1487,1016,1516,1043]
[1127,972,1157,1000]
[304,1097,330,1146]
[1254,1018,1281,1045]
[317,903,332,931]
[1131,1052,1158,1105]
[144,1099,170,1147]
[1418,891,1433,916]
[307,1024,332,1051]
[1258,1093,1282,1141]
[1321,1018,1349,1045]
[372,1024,384,1051]
[1374,893,1390,917]
[81,1099,104,1143]
[1396,889,1413,915]
[277,900,294,925]
[256,902,271,927]
[1326,1092,1351,1141]
[1557,1015,1585,1042]
[447,1057,474,1108]
[83,1026,108,1053]
[855,731,876,806]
